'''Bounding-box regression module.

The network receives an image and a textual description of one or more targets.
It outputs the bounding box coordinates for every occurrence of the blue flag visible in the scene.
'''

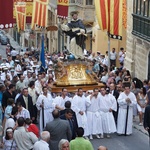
[40,35,46,72]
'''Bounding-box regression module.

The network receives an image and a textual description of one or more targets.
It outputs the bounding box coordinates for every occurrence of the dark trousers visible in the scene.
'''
[32,105,37,123]
[110,59,116,67]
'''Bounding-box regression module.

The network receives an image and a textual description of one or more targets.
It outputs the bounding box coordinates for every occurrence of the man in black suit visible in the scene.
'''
[144,105,150,137]
[60,109,78,139]
[2,84,16,109]
[44,109,72,150]
[109,83,119,124]
[16,88,35,121]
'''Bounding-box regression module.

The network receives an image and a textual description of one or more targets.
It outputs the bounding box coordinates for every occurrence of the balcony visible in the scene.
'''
[132,14,150,42]
[69,0,95,22]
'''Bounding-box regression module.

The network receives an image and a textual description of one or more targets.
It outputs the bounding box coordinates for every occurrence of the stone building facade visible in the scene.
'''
[125,0,150,80]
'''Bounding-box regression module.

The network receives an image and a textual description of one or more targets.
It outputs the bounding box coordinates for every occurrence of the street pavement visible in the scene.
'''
[0,36,149,150]
[91,116,149,150]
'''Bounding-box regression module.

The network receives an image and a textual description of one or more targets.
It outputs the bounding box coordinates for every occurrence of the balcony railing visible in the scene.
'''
[132,14,150,42]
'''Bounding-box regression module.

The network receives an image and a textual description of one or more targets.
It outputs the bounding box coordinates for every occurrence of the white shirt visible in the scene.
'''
[11,50,18,56]
[28,87,37,105]
[53,96,72,109]
[35,80,42,95]
[16,107,30,119]
[33,140,49,150]
[110,51,117,60]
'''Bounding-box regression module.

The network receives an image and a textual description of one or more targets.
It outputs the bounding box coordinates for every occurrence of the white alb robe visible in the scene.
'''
[99,93,117,134]
[53,96,72,109]
[36,93,54,132]
[117,92,137,135]
[86,95,103,135]
[71,95,89,136]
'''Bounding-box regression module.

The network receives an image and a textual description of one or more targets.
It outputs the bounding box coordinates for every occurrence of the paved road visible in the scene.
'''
[91,128,149,150]
[0,44,7,58]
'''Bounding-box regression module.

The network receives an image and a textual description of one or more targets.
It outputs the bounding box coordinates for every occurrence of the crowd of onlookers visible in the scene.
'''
[0,44,149,150]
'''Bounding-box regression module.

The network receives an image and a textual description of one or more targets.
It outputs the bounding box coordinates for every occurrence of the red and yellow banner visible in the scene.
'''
[57,0,69,18]
[95,0,124,40]
[13,0,33,23]
[31,0,48,29]
[15,4,26,32]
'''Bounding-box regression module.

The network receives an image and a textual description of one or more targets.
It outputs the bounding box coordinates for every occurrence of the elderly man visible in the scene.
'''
[16,88,35,121]
[44,109,72,150]
[58,139,70,150]
[33,131,50,150]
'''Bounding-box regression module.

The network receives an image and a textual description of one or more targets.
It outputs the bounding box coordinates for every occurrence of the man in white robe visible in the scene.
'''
[99,87,117,138]
[53,88,72,111]
[86,88,103,139]
[35,74,43,96]
[71,88,89,138]
[36,86,54,132]
[117,82,137,135]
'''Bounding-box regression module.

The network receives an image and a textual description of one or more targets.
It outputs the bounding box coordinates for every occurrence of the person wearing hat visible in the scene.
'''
[14,60,22,75]
[1,66,9,81]
[60,11,86,59]
[46,56,53,66]
[1,58,10,69]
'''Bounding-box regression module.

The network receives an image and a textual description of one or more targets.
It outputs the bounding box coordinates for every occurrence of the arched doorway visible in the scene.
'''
[148,52,150,80]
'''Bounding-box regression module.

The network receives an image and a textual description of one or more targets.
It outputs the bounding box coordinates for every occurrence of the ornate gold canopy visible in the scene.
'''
[55,60,98,86]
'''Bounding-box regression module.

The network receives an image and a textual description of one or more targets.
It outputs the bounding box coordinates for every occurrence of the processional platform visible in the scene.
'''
[51,60,105,93]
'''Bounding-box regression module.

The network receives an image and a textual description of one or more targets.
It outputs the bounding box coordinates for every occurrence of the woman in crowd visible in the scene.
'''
[137,87,148,126]
[123,70,131,83]
[2,127,17,150]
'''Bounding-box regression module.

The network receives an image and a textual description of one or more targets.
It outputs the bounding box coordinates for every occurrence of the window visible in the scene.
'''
[86,0,93,5]
[134,0,150,16]
[132,0,150,42]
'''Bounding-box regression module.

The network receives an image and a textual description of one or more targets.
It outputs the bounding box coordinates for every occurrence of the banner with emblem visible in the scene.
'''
[0,0,14,29]
[13,0,33,23]
[57,0,69,18]
[95,0,124,40]
[15,4,26,32]
[31,0,49,29]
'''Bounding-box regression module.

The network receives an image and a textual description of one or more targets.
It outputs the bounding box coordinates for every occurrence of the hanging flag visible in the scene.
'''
[13,0,33,23]
[57,0,69,18]
[15,4,26,32]
[31,0,48,29]
[40,35,46,72]
[0,0,14,29]
[95,0,108,31]
[95,0,123,40]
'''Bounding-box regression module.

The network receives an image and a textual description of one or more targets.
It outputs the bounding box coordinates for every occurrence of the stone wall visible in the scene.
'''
[125,0,150,80]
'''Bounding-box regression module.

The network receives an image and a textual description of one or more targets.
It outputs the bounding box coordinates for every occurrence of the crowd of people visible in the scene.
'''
[0,41,149,150]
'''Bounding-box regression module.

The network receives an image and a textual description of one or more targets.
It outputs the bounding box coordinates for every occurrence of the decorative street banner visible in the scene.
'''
[15,4,26,32]
[95,0,124,40]
[13,0,33,23]
[0,0,14,29]
[31,0,49,29]
[57,0,69,18]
